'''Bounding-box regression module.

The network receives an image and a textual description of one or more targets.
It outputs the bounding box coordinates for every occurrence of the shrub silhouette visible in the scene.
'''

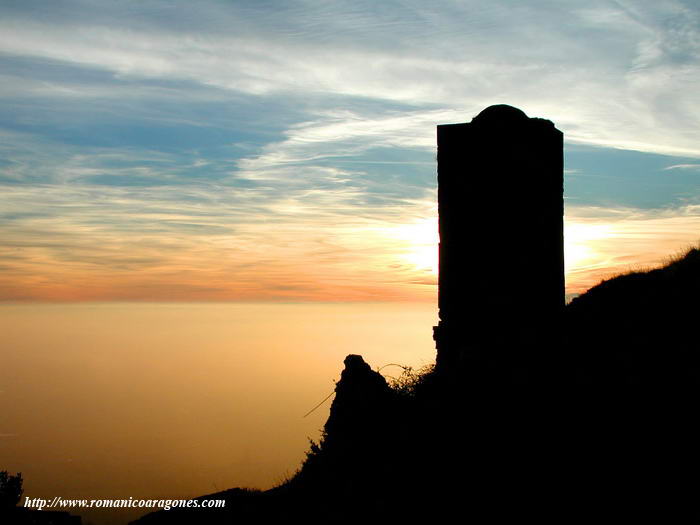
[0,471,23,509]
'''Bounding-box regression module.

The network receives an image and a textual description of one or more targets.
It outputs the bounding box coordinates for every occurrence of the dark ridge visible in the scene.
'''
[132,247,700,525]
[130,106,700,524]
[566,246,700,387]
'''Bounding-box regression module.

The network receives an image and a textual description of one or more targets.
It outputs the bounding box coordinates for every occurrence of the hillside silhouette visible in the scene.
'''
[132,247,700,524]
[567,247,700,387]
[132,106,698,523]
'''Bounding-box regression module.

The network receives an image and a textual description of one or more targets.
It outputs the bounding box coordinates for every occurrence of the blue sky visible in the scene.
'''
[1,0,699,301]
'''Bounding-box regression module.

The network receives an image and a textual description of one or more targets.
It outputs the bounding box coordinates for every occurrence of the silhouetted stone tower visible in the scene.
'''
[433,105,564,372]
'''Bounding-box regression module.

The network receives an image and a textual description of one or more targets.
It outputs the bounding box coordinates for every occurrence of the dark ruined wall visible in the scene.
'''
[434,105,564,371]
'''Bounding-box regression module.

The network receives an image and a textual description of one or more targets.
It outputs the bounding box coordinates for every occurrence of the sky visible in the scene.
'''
[1,0,699,302]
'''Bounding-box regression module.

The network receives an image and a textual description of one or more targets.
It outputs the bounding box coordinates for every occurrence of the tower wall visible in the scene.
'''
[434,105,564,371]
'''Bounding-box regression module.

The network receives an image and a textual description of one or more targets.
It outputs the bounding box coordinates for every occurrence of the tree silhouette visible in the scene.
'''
[0,471,23,508]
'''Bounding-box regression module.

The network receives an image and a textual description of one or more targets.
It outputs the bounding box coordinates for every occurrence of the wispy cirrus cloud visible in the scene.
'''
[2,0,699,155]
[1,0,699,301]
[664,164,700,171]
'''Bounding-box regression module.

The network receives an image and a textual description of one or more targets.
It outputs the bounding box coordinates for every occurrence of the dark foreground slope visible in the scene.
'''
[566,247,700,386]
[133,248,700,524]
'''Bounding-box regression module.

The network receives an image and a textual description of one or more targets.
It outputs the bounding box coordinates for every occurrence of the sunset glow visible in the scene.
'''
[386,217,439,275]
[2,3,699,524]
[1,1,699,304]
[564,207,700,294]
[564,220,616,273]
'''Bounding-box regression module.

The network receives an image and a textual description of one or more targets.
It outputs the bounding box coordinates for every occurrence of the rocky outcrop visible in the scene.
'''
[323,354,392,443]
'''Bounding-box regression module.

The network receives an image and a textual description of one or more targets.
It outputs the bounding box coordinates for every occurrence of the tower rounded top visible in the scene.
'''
[472,104,528,123]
